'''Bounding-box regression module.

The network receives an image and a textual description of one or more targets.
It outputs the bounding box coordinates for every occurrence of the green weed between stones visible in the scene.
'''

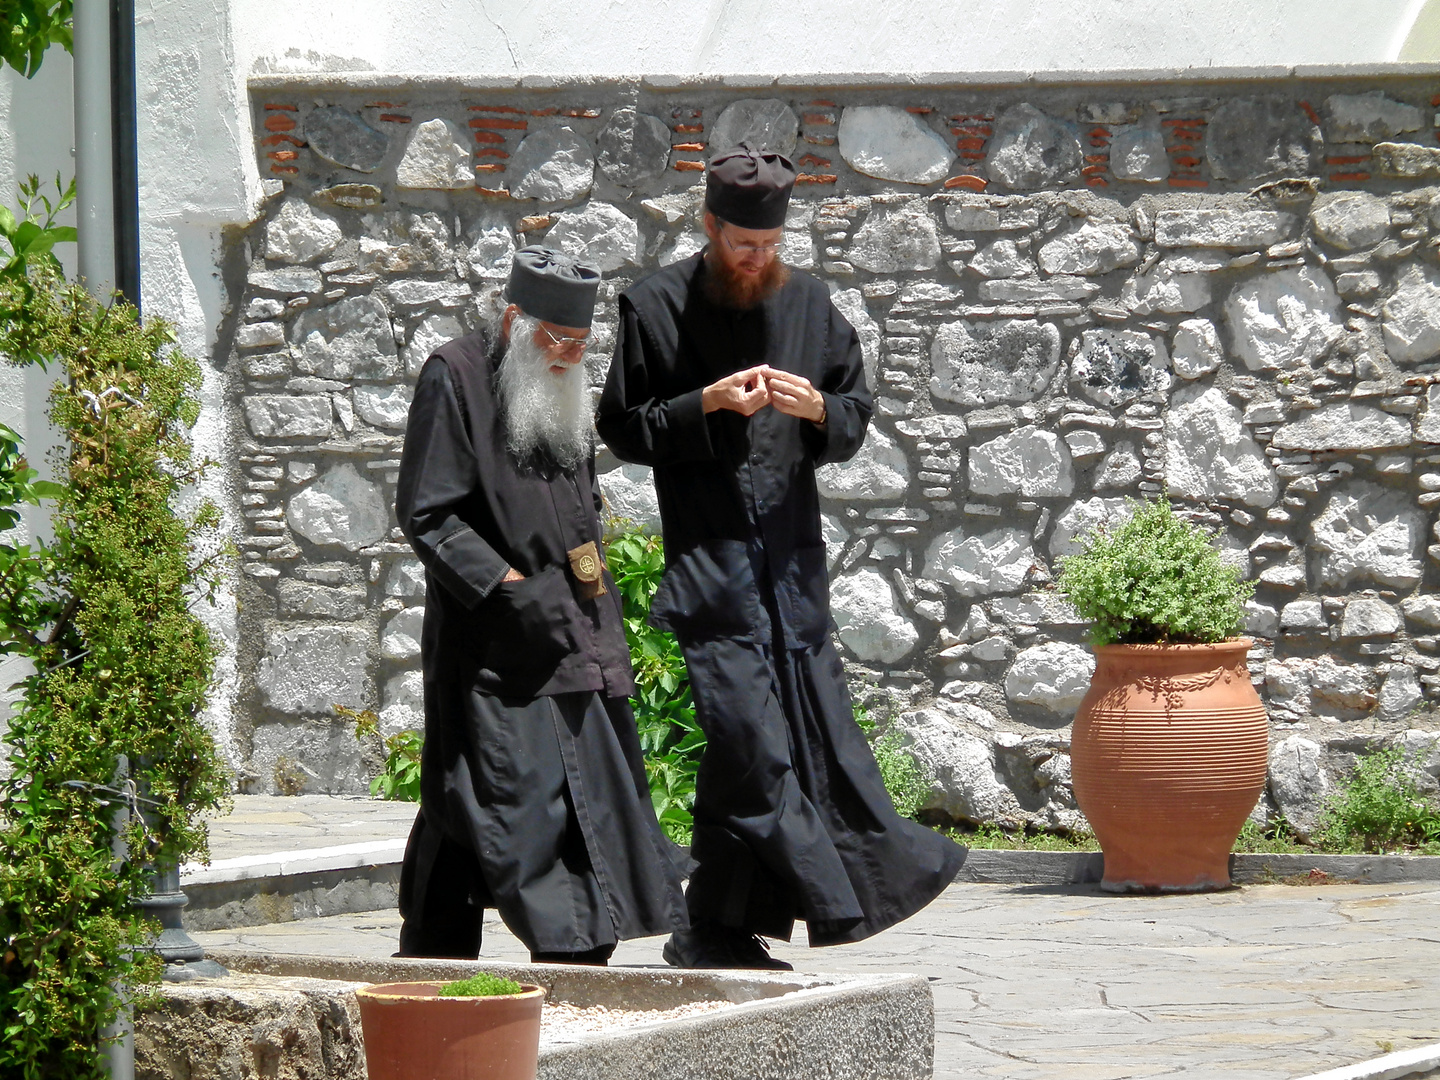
[341,704,422,802]
[1312,746,1440,854]
[1231,819,1309,855]
[0,270,229,1078]
[946,823,1098,852]
[1056,497,1252,646]
[437,972,523,998]
[853,700,927,820]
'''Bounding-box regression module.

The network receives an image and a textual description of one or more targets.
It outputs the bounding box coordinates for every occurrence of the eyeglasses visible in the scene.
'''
[721,228,783,257]
[537,323,589,350]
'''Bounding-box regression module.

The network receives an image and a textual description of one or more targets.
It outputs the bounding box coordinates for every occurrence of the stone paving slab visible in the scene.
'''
[194,880,1440,1080]
[191,794,416,862]
[179,795,415,929]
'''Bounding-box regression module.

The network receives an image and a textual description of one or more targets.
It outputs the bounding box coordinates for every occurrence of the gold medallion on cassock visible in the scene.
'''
[567,540,607,600]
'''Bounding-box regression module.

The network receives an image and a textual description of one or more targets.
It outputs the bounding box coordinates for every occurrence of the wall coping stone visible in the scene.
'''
[956,850,1440,886]
[1291,1042,1440,1080]
[249,63,1440,95]
[182,839,1440,897]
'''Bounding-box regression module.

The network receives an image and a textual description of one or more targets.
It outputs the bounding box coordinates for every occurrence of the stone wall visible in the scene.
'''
[223,72,1440,832]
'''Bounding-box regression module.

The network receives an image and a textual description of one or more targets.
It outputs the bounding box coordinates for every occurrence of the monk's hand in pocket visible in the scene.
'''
[485,566,575,670]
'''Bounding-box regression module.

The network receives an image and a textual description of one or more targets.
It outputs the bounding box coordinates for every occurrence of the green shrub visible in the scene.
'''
[0,272,228,1078]
[1314,747,1440,854]
[1056,497,1252,646]
[604,525,702,845]
[437,972,523,997]
[340,525,704,839]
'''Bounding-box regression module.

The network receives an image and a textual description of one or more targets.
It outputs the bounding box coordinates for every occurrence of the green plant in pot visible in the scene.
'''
[355,972,545,1080]
[1056,497,1268,893]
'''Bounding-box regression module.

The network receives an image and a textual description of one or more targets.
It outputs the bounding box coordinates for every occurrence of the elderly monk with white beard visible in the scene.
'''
[394,246,687,964]
[598,144,964,970]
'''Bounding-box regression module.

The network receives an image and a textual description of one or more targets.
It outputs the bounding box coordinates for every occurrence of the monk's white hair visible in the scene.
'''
[496,312,593,471]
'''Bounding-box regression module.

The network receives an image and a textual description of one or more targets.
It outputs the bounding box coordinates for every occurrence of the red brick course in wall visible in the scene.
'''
[669,107,705,172]
[1163,116,1209,189]
[943,174,987,190]
[249,84,1440,213]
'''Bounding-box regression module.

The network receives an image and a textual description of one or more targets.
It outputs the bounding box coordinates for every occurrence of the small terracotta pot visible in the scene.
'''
[355,981,545,1080]
[1070,640,1268,893]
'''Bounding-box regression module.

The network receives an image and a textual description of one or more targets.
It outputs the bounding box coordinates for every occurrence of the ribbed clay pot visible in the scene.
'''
[1070,640,1268,893]
[356,981,545,1080]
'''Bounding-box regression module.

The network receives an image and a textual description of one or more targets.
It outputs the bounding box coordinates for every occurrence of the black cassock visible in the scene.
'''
[395,331,687,957]
[597,253,965,946]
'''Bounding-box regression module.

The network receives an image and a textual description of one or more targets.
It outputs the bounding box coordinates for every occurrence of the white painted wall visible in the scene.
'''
[232,0,1423,76]
[0,0,258,764]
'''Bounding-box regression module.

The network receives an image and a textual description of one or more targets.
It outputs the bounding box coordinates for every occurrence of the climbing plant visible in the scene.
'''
[0,269,228,1078]
[0,174,76,353]
[0,0,72,78]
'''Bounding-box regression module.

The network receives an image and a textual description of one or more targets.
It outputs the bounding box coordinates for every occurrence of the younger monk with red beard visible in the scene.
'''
[598,143,965,970]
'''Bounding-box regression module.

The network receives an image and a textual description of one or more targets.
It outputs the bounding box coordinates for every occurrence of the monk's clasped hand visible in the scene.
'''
[761,367,826,424]
[702,365,773,416]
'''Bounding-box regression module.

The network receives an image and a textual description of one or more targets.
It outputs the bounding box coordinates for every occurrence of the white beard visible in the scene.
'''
[496,313,594,471]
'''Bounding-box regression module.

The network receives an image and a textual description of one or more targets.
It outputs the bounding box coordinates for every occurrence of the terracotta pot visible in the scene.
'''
[355,981,545,1080]
[1070,640,1268,893]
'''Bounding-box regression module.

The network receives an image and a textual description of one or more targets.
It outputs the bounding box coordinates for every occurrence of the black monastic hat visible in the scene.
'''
[506,246,602,328]
[705,142,797,230]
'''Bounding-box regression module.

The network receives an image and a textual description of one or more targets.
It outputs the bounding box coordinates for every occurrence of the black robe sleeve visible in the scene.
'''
[396,357,511,611]
[804,300,872,467]
[596,296,718,466]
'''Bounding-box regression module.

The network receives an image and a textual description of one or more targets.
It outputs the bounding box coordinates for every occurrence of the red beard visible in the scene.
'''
[702,249,791,310]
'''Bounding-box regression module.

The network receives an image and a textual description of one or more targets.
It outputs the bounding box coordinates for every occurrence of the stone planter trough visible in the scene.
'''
[134,949,934,1080]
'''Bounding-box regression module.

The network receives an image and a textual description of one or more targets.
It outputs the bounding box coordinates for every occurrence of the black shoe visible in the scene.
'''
[662,927,726,968]
[530,943,614,966]
[662,925,793,971]
[723,929,793,971]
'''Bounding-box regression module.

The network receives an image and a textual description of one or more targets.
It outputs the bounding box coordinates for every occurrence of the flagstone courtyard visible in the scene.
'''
[175,796,1440,1079]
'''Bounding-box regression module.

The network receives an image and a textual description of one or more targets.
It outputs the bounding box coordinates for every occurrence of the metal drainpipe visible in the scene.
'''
[109,0,140,309]
[72,0,115,298]
[99,757,134,1080]
[76,5,144,1077]
[75,0,132,1066]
